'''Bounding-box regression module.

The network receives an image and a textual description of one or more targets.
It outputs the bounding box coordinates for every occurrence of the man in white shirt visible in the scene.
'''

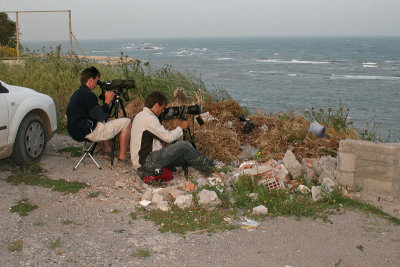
[130,91,214,178]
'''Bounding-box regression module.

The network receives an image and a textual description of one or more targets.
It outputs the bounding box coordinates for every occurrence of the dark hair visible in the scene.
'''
[144,91,168,108]
[80,66,101,85]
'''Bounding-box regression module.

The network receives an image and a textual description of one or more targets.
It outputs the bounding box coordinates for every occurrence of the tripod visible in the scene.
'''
[182,116,197,178]
[107,91,128,165]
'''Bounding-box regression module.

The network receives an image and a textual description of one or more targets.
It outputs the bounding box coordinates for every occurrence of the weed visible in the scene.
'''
[49,237,62,249]
[87,191,101,198]
[304,103,352,132]
[110,209,122,214]
[33,220,46,227]
[142,205,236,234]
[61,219,81,225]
[7,164,89,194]
[57,146,83,157]
[8,240,23,252]
[356,245,364,251]
[10,200,38,216]
[129,212,138,220]
[131,249,151,258]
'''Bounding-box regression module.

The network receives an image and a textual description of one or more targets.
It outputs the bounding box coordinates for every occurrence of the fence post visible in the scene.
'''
[16,11,20,62]
[69,10,73,59]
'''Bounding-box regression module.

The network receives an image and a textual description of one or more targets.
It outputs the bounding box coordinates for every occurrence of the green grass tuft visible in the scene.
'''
[7,164,89,194]
[131,249,151,258]
[57,146,83,157]
[8,240,23,252]
[10,200,37,216]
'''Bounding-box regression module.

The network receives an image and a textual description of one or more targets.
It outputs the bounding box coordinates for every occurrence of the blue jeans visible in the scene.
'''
[140,141,214,176]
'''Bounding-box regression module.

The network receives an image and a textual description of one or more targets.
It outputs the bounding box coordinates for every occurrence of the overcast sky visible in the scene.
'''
[1,0,400,40]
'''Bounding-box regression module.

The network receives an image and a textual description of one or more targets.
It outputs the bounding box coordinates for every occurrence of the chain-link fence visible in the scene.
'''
[1,10,82,60]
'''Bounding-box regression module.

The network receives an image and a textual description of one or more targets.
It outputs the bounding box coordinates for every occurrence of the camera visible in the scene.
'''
[97,79,135,102]
[161,104,202,121]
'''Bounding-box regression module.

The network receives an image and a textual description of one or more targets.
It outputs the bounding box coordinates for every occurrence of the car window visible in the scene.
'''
[0,82,9,93]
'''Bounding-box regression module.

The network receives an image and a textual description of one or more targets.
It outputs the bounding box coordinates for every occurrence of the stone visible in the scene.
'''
[252,205,269,215]
[152,193,164,206]
[322,177,336,192]
[174,194,193,209]
[282,150,303,178]
[114,181,126,188]
[141,188,153,201]
[198,189,221,206]
[311,186,323,201]
[243,165,273,176]
[272,164,290,183]
[158,200,169,212]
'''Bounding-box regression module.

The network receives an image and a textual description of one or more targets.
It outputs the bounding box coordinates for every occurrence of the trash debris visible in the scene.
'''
[297,185,311,194]
[258,124,269,132]
[185,181,196,191]
[309,121,326,138]
[264,178,284,191]
[241,217,260,231]
[239,160,257,170]
[238,144,259,160]
[238,114,255,134]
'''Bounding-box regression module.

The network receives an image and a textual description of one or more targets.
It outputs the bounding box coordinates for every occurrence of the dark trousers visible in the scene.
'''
[140,141,214,176]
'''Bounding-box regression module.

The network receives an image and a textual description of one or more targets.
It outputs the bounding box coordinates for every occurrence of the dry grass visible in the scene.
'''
[123,95,357,163]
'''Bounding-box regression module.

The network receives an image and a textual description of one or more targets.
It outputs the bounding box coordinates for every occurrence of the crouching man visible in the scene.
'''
[130,91,214,180]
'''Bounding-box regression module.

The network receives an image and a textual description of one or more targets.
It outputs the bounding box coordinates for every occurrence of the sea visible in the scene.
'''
[28,36,400,140]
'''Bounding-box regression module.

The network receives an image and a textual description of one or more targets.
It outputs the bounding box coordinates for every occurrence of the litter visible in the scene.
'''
[240,217,260,231]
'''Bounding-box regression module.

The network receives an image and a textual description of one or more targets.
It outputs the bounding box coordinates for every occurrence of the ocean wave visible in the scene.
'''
[330,74,400,80]
[90,50,112,53]
[256,59,330,64]
[216,57,233,61]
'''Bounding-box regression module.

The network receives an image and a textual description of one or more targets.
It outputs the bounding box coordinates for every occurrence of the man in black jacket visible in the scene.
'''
[66,66,131,163]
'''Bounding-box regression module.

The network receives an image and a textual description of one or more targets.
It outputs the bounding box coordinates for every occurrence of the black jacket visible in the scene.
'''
[66,85,110,142]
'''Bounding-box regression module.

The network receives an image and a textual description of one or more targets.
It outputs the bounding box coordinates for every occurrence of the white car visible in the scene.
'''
[0,80,57,165]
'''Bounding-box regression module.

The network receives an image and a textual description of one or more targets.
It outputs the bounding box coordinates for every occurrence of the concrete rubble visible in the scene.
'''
[134,141,399,212]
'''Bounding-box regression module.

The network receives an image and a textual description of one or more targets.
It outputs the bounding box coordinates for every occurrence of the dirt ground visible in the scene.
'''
[1,134,400,267]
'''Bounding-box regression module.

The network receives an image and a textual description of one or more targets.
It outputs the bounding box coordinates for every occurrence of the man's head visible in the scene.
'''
[145,91,168,117]
[81,66,101,90]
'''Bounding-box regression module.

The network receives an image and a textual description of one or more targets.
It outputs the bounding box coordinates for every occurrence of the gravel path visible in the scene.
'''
[1,134,399,266]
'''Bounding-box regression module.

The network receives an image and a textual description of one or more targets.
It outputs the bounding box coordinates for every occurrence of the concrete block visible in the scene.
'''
[174,194,193,209]
[282,150,303,178]
[334,170,354,186]
[141,188,153,201]
[198,189,221,206]
[312,186,323,201]
[337,152,356,172]
[355,178,392,196]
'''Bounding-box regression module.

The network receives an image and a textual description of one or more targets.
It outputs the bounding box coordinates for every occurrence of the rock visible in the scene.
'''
[196,177,208,187]
[312,156,337,179]
[322,177,336,192]
[158,200,169,212]
[248,193,258,200]
[152,193,164,206]
[252,205,269,215]
[198,189,221,206]
[139,200,151,207]
[282,150,303,178]
[165,188,186,200]
[141,188,153,201]
[174,194,193,209]
[114,181,126,188]
[311,186,323,201]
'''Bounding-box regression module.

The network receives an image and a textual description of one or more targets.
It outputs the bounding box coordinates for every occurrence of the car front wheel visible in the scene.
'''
[12,113,47,165]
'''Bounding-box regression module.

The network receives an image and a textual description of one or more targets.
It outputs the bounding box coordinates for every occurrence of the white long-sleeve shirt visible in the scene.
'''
[130,107,183,169]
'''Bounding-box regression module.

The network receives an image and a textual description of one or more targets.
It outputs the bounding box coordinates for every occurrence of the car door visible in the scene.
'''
[0,94,9,150]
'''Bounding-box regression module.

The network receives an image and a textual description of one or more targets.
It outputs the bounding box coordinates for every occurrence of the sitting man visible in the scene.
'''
[66,66,131,163]
[130,91,215,180]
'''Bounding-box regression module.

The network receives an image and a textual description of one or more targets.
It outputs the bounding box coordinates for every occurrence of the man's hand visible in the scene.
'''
[180,120,189,129]
[104,91,115,105]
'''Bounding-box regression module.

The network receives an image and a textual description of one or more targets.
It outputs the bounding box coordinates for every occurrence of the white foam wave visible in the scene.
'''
[91,50,112,53]
[363,64,377,68]
[330,74,400,80]
[363,62,377,65]
[256,59,329,64]
[216,57,233,61]
[288,73,297,77]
